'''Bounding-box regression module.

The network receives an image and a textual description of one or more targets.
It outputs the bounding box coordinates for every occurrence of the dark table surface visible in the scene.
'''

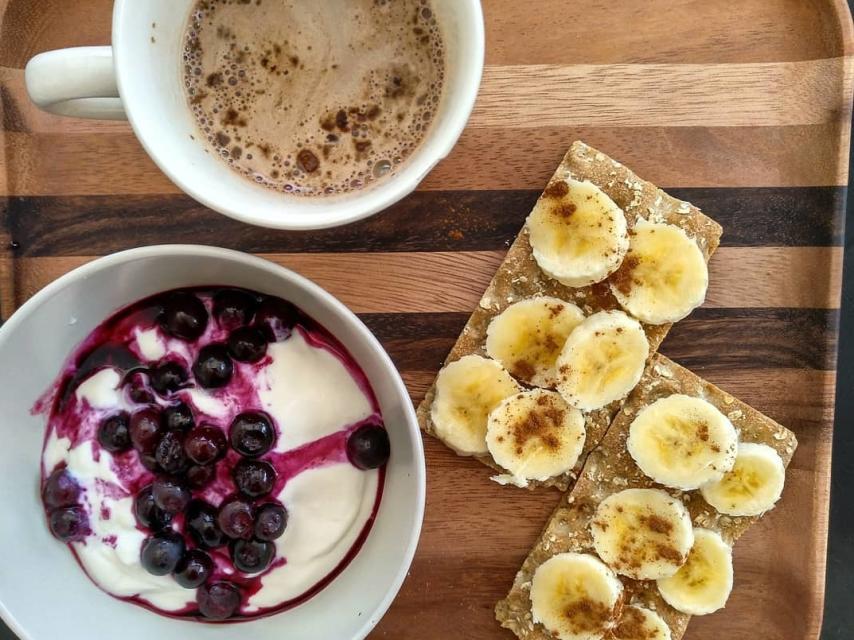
[2,17,854,640]
[819,5,854,636]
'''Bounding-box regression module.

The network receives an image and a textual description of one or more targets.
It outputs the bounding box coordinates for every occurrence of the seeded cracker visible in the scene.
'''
[494,354,798,639]
[416,141,723,490]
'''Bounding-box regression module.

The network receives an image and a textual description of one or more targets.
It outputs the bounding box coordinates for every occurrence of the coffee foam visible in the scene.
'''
[183,0,446,197]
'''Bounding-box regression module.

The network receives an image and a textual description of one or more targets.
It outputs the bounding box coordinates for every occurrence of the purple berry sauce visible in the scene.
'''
[35,287,389,622]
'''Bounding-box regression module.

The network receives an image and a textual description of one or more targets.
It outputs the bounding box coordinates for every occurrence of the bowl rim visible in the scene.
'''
[0,244,426,640]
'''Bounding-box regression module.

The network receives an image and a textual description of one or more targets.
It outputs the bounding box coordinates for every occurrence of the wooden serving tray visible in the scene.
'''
[1,1,852,639]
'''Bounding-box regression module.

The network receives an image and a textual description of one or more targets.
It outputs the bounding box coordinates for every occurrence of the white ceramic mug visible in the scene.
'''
[24,1,484,230]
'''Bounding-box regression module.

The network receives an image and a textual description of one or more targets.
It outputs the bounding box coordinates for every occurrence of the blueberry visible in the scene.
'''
[125,371,154,404]
[186,464,216,490]
[217,499,255,540]
[140,531,185,576]
[159,292,208,341]
[129,408,163,455]
[186,499,227,549]
[174,549,213,588]
[185,426,227,465]
[134,485,173,530]
[254,297,299,342]
[346,424,391,470]
[155,431,189,474]
[254,503,288,541]
[48,506,89,542]
[139,453,160,473]
[42,468,81,510]
[227,327,268,363]
[213,290,257,329]
[129,386,155,404]
[197,581,242,620]
[152,477,191,515]
[193,344,233,389]
[229,412,275,458]
[232,459,276,499]
[149,362,188,396]
[230,538,274,574]
[162,402,195,432]
[97,412,132,453]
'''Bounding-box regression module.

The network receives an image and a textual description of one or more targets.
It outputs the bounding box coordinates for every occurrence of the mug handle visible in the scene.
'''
[25,46,127,121]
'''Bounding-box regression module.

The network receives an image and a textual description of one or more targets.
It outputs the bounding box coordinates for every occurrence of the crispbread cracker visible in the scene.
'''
[416,141,723,490]
[494,354,798,639]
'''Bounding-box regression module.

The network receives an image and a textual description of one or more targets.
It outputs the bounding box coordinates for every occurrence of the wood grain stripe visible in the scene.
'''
[2,125,851,196]
[3,188,844,256]
[359,309,838,373]
[1,60,850,130]
[472,60,850,128]
[376,463,825,640]
[400,368,835,436]
[0,0,846,69]
[482,0,848,65]
[11,247,842,314]
[2,63,850,195]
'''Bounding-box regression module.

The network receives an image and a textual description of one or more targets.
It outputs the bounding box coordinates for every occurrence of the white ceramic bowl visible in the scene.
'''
[0,246,425,640]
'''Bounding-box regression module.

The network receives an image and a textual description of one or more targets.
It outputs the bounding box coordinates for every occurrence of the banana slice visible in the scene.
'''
[531,552,624,640]
[591,488,694,580]
[609,605,672,640]
[486,297,585,388]
[528,178,629,288]
[486,389,586,487]
[609,219,708,325]
[627,394,737,490]
[700,442,785,516]
[555,310,649,411]
[431,355,521,456]
[657,528,733,616]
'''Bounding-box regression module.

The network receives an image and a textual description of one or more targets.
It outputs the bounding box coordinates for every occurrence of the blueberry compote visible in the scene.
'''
[37,287,389,621]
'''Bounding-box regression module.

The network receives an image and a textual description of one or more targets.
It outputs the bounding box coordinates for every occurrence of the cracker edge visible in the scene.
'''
[494,353,798,639]
[416,140,723,491]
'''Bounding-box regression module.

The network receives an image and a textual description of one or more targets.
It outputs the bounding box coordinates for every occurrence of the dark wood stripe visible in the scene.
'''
[360,308,839,373]
[3,187,845,257]
[661,308,839,372]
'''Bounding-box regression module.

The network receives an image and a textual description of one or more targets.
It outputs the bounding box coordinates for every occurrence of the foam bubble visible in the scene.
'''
[182,0,446,197]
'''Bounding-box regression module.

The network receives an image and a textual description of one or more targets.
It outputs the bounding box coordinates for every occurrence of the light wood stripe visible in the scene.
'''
[14,247,843,313]
[472,59,851,128]
[402,368,836,430]
[3,125,850,196]
[0,0,846,69]
[379,463,826,640]
[483,0,848,65]
[423,124,852,190]
[4,60,850,132]
[2,59,851,196]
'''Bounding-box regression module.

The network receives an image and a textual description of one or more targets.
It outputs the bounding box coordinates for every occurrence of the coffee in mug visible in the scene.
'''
[182,0,446,197]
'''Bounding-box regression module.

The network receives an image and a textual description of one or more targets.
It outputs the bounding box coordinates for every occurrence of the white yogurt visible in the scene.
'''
[44,323,380,616]
[261,334,373,451]
[247,463,378,611]
[133,328,166,362]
